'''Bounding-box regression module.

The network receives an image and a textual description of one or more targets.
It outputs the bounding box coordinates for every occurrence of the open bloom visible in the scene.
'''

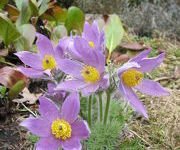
[20,93,90,150]
[15,33,64,78]
[56,45,108,96]
[118,49,169,118]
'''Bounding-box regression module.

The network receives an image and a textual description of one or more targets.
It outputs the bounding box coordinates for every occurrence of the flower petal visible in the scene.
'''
[135,79,169,96]
[83,22,97,43]
[62,139,81,150]
[47,82,56,94]
[92,21,100,37]
[119,81,148,118]
[99,75,109,90]
[39,96,60,123]
[36,33,55,57]
[58,59,83,79]
[20,117,51,137]
[64,37,83,61]
[95,51,105,73]
[61,92,80,124]
[56,80,88,92]
[17,66,44,78]
[54,44,64,59]
[71,120,90,140]
[74,37,93,55]
[98,31,105,51]
[138,52,166,72]
[57,37,70,53]
[36,136,61,150]
[81,83,99,96]
[74,37,100,66]
[15,51,42,69]
[129,48,152,62]
[118,62,140,76]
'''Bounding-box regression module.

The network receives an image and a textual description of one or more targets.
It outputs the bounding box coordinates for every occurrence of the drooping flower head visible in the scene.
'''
[56,41,108,96]
[20,92,90,150]
[15,33,64,78]
[118,49,169,118]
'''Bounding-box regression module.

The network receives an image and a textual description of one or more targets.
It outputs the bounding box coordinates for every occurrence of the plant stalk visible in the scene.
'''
[98,92,103,122]
[103,90,111,125]
[88,95,92,127]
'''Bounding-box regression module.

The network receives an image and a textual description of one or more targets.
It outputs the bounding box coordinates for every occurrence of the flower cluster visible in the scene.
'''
[17,21,169,150]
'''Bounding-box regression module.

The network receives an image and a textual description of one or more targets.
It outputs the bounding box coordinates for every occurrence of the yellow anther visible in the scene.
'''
[51,119,71,140]
[42,55,56,70]
[121,69,143,87]
[81,66,100,83]
[89,41,94,48]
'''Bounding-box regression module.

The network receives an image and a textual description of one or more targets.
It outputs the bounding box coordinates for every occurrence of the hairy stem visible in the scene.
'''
[88,95,92,127]
[103,90,111,125]
[98,92,103,122]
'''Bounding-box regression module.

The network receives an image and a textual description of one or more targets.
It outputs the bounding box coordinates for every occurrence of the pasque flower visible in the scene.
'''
[118,49,169,118]
[82,21,105,51]
[20,92,90,150]
[60,21,105,61]
[15,33,64,78]
[56,43,108,96]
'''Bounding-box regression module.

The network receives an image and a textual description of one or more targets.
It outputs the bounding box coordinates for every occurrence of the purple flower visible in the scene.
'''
[56,45,108,96]
[45,83,67,107]
[20,92,90,150]
[82,21,105,51]
[118,49,169,118]
[59,21,105,61]
[15,33,65,78]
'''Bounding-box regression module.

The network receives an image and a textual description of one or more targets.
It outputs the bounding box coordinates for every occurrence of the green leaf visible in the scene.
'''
[53,7,67,24]
[175,49,180,57]
[52,25,67,43]
[14,24,36,51]
[8,80,26,100]
[104,14,124,54]
[65,6,85,35]
[39,0,50,16]
[14,37,29,51]
[27,134,39,143]
[16,0,31,26]
[29,0,39,17]
[42,7,67,24]
[15,0,23,10]
[0,0,8,9]
[0,86,7,97]
[0,14,21,46]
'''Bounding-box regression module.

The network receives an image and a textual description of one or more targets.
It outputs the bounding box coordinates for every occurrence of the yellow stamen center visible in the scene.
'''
[89,41,94,48]
[42,55,57,70]
[51,119,71,140]
[81,66,100,83]
[121,69,143,87]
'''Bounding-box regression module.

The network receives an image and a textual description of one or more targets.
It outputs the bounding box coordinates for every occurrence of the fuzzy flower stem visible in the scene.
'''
[88,95,92,127]
[106,52,111,64]
[98,92,103,122]
[103,90,111,125]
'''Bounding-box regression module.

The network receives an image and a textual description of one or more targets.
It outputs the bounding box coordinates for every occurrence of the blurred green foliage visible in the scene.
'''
[83,99,134,150]
[27,133,40,143]
[104,14,124,62]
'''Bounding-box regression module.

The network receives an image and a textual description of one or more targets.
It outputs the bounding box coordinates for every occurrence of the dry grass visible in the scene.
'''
[130,90,180,150]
